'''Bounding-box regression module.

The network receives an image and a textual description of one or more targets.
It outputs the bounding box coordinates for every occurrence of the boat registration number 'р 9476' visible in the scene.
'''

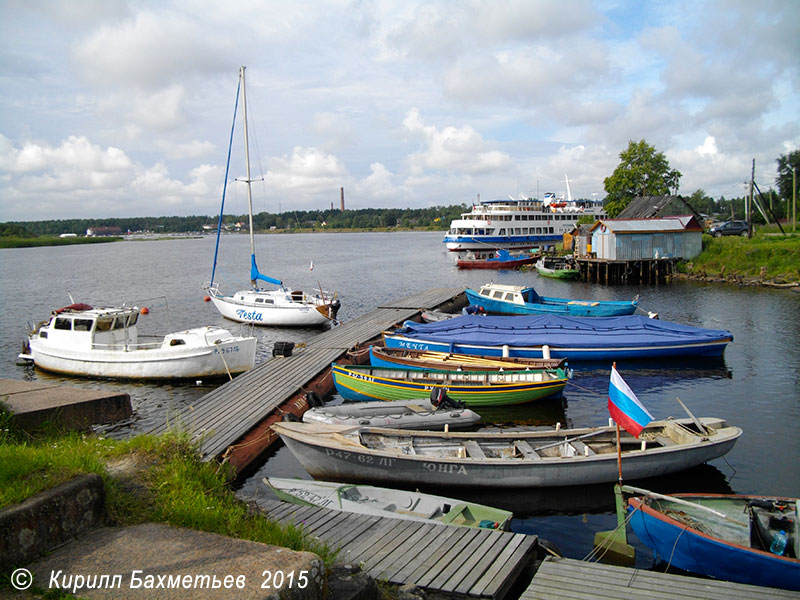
[214,345,241,354]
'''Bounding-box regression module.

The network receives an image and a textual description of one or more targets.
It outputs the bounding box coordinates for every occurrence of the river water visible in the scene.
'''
[1,231,799,567]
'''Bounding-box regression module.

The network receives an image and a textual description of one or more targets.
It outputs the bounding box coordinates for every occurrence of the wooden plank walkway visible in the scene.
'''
[522,556,800,599]
[148,288,464,462]
[259,498,538,600]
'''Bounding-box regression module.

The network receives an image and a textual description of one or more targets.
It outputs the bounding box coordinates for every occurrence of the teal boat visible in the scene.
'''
[465,283,638,317]
[331,363,568,406]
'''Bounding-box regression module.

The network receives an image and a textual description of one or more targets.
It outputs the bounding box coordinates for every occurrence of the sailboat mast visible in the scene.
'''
[240,66,257,288]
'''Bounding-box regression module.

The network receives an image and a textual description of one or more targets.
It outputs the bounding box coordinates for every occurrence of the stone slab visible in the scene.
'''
[24,523,326,599]
[0,378,131,431]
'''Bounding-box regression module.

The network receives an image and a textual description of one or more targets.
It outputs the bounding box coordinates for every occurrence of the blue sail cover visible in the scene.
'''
[391,314,732,356]
[250,254,282,286]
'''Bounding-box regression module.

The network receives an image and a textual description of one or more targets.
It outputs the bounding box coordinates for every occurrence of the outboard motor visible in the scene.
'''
[430,387,466,410]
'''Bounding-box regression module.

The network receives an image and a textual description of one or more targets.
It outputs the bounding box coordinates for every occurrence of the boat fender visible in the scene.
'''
[282,413,300,422]
[305,391,324,408]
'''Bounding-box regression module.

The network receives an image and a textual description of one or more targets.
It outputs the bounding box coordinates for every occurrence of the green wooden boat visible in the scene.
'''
[331,363,568,406]
[535,256,579,279]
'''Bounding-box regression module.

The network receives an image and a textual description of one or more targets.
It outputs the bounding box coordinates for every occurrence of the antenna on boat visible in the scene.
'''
[564,174,573,202]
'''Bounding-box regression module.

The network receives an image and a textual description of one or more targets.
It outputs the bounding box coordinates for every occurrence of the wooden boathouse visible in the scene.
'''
[573,215,702,284]
[149,288,466,472]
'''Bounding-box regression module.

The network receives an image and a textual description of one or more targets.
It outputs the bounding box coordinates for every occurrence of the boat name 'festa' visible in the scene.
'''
[324,448,468,475]
[235,309,264,322]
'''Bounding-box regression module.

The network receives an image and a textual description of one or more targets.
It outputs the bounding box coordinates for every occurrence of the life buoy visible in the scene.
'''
[600,224,607,233]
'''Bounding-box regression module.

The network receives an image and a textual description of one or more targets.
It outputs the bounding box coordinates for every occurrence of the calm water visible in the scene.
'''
[2,231,799,567]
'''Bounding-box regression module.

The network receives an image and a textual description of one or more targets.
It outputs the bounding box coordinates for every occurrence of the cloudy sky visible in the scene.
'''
[1,0,798,222]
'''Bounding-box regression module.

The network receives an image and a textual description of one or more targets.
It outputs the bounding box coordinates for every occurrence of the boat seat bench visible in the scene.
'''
[570,440,596,456]
[514,440,542,459]
[463,440,486,458]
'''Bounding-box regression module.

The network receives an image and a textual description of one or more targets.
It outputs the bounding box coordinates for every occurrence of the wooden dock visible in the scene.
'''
[522,556,800,599]
[259,498,538,600]
[576,257,677,285]
[149,288,465,471]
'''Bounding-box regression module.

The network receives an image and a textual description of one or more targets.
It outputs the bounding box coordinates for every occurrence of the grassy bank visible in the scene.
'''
[0,236,122,249]
[0,416,336,565]
[681,233,800,283]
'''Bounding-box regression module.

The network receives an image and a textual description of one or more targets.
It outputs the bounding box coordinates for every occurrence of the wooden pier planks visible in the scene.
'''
[148,288,463,462]
[522,556,800,600]
[258,499,537,600]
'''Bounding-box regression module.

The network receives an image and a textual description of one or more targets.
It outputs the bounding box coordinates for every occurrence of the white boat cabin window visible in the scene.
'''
[480,288,490,296]
[504,292,516,301]
[255,298,264,303]
[492,290,504,299]
[73,319,93,332]
[54,317,72,330]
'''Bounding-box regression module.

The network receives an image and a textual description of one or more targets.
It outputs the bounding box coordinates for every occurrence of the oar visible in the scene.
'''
[675,396,709,435]
[622,485,747,526]
[532,428,609,452]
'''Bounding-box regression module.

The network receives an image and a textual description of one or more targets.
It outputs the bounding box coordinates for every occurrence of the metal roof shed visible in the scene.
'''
[589,216,703,261]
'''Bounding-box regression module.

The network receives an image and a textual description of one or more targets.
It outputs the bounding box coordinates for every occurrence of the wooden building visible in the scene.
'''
[589,215,703,261]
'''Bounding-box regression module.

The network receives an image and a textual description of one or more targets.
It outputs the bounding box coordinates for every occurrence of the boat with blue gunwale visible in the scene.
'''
[368,346,566,371]
[465,283,638,316]
[382,314,732,361]
[626,488,799,591]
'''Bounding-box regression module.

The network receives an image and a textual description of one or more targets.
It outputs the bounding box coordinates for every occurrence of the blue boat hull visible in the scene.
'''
[465,288,637,317]
[628,500,800,590]
[383,314,732,361]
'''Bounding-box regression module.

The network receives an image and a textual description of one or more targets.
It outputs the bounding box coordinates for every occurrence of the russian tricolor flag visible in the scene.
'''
[608,365,653,438]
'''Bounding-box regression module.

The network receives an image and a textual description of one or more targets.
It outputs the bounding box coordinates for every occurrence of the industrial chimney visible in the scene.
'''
[340,187,345,211]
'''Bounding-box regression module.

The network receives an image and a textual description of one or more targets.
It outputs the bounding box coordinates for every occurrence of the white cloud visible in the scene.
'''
[402,108,511,175]
[0,0,798,220]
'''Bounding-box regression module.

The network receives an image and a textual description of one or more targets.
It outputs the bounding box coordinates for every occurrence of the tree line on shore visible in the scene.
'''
[3,143,797,238]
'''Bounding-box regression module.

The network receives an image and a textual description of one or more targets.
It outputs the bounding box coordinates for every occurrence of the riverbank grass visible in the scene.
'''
[682,234,800,282]
[0,417,336,564]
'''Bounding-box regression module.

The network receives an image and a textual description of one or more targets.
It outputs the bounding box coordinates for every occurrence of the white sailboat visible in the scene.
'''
[205,66,340,327]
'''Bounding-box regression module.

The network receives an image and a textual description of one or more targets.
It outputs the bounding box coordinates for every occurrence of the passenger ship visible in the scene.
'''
[443,176,605,252]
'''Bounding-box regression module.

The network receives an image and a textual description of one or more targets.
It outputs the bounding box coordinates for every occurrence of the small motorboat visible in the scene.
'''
[456,249,538,269]
[20,302,256,380]
[534,255,580,279]
[626,487,799,591]
[273,417,742,489]
[264,477,513,530]
[466,283,638,317]
[302,397,481,430]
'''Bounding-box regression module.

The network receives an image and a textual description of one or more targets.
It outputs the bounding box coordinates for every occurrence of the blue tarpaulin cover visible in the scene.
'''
[395,314,732,349]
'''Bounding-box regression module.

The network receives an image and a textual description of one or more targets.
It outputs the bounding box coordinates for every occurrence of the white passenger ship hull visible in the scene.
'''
[444,180,605,252]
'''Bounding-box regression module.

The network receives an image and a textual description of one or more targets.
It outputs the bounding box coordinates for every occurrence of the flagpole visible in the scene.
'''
[612,362,623,485]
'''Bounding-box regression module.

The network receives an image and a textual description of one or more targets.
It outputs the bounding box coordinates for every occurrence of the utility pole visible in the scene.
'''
[748,159,755,238]
[793,166,797,233]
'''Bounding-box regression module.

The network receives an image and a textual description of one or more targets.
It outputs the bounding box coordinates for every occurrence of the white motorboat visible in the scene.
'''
[204,66,340,327]
[264,477,512,530]
[20,302,256,380]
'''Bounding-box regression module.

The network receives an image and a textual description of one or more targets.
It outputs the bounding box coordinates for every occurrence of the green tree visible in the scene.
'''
[776,150,799,203]
[603,140,682,217]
